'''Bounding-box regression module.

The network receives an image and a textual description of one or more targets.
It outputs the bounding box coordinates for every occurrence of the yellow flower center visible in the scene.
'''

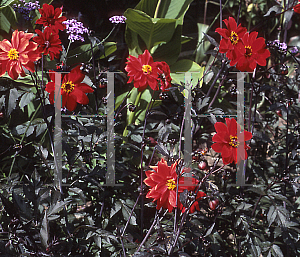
[62,81,75,94]
[142,64,152,74]
[166,179,176,190]
[245,46,252,57]
[230,31,239,45]
[229,135,239,148]
[7,48,19,60]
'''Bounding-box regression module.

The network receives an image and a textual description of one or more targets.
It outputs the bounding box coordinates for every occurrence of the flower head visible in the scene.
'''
[63,19,89,42]
[232,32,270,72]
[294,1,300,13]
[144,158,203,213]
[36,3,66,32]
[13,0,40,21]
[33,27,62,60]
[0,30,41,80]
[109,15,126,24]
[125,49,160,91]
[211,118,252,165]
[45,66,94,111]
[154,61,172,91]
[215,17,247,63]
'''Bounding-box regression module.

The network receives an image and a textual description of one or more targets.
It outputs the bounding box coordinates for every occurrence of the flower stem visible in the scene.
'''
[123,90,142,138]
[154,0,162,18]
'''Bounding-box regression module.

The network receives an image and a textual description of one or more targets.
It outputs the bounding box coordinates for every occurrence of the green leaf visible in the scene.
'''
[170,59,205,88]
[204,223,215,237]
[19,92,35,109]
[0,0,16,8]
[195,23,211,64]
[272,244,284,257]
[124,9,177,50]
[1,71,48,86]
[151,24,182,65]
[7,88,19,116]
[120,199,137,225]
[135,0,193,22]
[47,200,70,216]
[0,6,16,34]
[110,200,122,218]
[155,0,194,21]
[99,42,117,59]
[267,205,277,227]
[40,212,49,249]
[68,41,116,66]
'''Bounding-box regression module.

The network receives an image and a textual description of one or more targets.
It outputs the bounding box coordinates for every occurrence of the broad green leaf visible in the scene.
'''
[99,42,117,59]
[195,23,210,64]
[67,41,116,66]
[155,0,194,22]
[151,24,182,65]
[135,0,193,22]
[125,9,177,50]
[0,6,16,34]
[170,59,204,88]
[0,0,15,9]
[135,0,159,17]
[2,71,48,86]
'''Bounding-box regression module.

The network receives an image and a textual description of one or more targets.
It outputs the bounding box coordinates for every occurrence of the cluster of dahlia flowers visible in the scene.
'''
[216,17,270,72]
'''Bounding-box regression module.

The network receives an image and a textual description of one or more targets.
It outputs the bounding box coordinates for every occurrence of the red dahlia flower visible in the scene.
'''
[215,17,247,64]
[0,30,41,80]
[178,191,206,213]
[294,1,300,13]
[33,27,62,60]
[233,31,270,72]
[144,158,203,213]
[154,61,172,91]
[125,49,160,91]
[36,4,66,32]
[45,66,94,111]
[211,118,252,165]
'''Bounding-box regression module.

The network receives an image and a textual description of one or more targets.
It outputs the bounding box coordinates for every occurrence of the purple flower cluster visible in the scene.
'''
[109,15,126,24]
[290,46,298,54]
[63,19,90,42]
[268,40,298,54]
[268,40,287,53]
[13,0,40,21]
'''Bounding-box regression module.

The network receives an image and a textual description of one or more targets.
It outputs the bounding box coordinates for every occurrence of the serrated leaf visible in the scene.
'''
[203,32,218,48]
[264,5,283,17]
[40,211,49,248]
[272,244,284,257]
[204,223,215,237]
[47,200,70,217]
[236,202,253,211]
[179,189,189,208]
[110,200,122,218]
[267,205,277,227]
[19,92,35,109]
[120,199,137,225]
[7,88,19,116]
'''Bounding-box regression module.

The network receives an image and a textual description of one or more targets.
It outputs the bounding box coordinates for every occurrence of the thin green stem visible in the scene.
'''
[154,0,162,18]
[123,90,142,138]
